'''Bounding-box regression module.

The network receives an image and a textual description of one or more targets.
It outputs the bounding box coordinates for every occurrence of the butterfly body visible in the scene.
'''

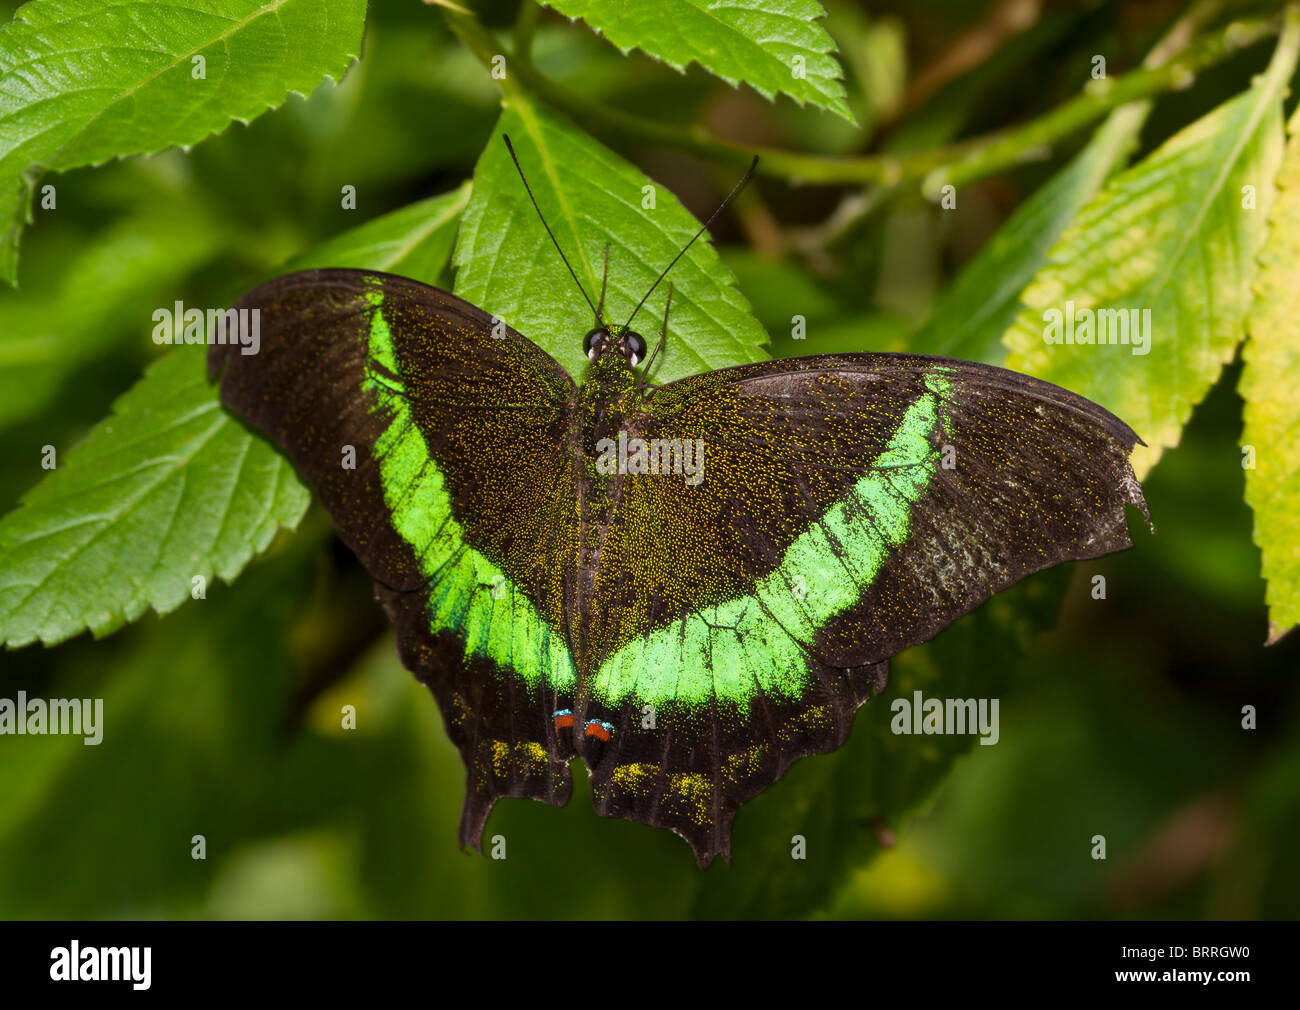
[572,345,641,671]
[211,267,1149,865]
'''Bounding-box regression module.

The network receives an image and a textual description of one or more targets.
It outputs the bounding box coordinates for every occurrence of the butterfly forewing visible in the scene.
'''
[209,269,581,846]
[580,353,1148,863]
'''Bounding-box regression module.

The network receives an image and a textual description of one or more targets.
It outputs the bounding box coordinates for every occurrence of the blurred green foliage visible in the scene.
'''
[0,0,1297,919]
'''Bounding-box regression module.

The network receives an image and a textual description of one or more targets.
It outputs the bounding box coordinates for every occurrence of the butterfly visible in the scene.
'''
[209,136,1150,866]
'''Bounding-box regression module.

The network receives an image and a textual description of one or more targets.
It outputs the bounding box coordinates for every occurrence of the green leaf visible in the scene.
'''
[0,201,231,431]
[0,183,471,648]
[0,0,368,286]
[1241,102,1300,645]
[1003,19,1299,478]
[454,99,769,384]
[283,183,471,279]
[538,0,854,124]
[0,348,309,647]
[910,103,1148,365]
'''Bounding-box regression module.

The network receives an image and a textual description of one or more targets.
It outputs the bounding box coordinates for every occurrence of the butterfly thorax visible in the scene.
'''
[578,350,641,437]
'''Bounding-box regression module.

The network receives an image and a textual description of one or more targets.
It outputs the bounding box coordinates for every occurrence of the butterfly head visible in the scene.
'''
[585,324,648,367]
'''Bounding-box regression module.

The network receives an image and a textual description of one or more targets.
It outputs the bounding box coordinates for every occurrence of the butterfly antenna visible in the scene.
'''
[597,242,610,318]
[502,134,601,325]
[637,281,672,389]
[624,155,759,331]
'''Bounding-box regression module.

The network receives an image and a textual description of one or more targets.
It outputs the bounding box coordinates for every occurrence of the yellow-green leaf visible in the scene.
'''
[1241,101,1300,644]
[1003,13,1299,478]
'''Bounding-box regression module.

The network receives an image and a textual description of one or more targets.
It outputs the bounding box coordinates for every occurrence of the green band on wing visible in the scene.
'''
[592,371,951,708]
[361,282,576,693]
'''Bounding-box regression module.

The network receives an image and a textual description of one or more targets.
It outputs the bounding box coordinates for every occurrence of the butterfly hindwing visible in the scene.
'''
[208,269,580,846]
[581,353,1148,863]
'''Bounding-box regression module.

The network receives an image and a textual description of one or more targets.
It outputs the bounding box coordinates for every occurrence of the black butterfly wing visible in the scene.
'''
[578,352,1148,864]
[208,269,581,849]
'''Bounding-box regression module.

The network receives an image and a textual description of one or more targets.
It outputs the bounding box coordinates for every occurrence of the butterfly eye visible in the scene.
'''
[626,331,648,366]
[584,327,606,360]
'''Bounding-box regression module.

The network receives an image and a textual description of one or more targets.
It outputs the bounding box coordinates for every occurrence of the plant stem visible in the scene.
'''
[444,7,1281,192]
[514,0,541,63]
